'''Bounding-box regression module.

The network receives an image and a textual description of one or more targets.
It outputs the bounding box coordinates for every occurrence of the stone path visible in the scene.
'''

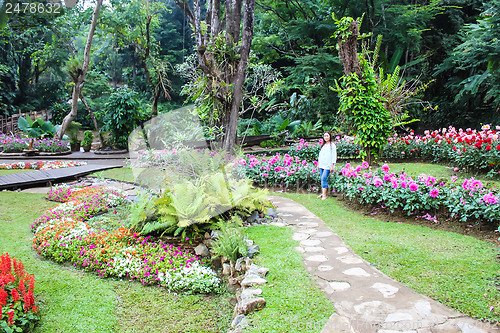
[269,195,499,333]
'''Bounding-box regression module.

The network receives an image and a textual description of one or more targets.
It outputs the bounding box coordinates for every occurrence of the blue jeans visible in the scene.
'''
[319,168,330,188]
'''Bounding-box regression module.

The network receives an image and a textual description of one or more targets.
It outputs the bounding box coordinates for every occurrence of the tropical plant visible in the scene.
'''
[99,87,149,149]
[17,116,59,139]
[211,221,248,263]
[82,130,94,147]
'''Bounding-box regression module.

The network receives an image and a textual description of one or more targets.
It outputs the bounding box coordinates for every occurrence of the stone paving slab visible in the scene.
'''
[268,195,499,333]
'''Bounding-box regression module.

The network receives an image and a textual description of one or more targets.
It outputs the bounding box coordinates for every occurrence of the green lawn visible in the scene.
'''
[275,192,500,321]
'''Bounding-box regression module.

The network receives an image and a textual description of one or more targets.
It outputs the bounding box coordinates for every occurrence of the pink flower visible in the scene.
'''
[381,164,390,172]
[429,188,439,198]
[482,193,498,204]
[373,177,383,188]
[262,173,268,177]
[409,182,419,191]
[361,161,369,169]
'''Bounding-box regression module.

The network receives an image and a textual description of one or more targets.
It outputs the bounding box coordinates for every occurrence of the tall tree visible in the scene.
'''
[173,0,257,152]
[55,0,103,139]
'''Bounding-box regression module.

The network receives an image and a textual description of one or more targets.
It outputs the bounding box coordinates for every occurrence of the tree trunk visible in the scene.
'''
[337,20,361,78]
[55,0,103,139]
[79,91,105,148]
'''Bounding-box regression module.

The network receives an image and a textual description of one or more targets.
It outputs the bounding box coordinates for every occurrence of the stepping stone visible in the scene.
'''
[300,215,315,219]
[385,312,414,322]
[315,231,334,237]
[334,247,349,254]
[300,239,321,246]
[371,283,399,298]
[292,233,309,241]
[270,222,287,227]
[414,301,431,316]
[318,265,334,271]
[328,281,351,292]
[295,246,305,253]
[298,228,318,234]
[304,246,325,252]
[378,330,417,333]
[354,301,396,322]
[343,267,370,277]
[306,254,328,262]
[298,222,319,227]
[280,213,293,217]
[337,256,364,264]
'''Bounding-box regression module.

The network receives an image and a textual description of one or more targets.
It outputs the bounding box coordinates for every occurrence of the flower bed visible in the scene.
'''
[286,125,500,175]
[383,125,500,173]
[332,163,500,226]
[0,253,39,332]
[0,161,86,171]
[234,152,320,190]
[32,185,220,294]
[0,135,69,153]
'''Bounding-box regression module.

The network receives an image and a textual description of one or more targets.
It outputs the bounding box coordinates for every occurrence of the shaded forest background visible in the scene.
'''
[1,0,499,135]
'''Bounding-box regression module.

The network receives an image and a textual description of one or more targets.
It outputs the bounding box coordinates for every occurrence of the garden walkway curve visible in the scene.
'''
[269,195,498,333]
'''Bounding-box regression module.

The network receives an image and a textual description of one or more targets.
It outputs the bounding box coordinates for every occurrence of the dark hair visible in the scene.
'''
[321,131,333,148]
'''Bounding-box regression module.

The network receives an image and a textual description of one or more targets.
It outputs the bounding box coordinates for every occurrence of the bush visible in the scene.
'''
[0,253,40,332]
[99,87,149,149]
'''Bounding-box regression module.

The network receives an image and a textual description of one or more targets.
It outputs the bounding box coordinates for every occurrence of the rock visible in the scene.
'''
[204,232,211,239]
[247,211,260,223]
[222,263,231,276]
[229,296,238,306]
[244,239,254,247]
[231,314,246,328]
[255,217,266,224]
[240,288,263,300]
[235,257,248,273]
[237,297,266,314]
[248,263,269,277]
[228,277,240,287]
[210,230,221,239]
[247,245,260,258]
[211,257,222,272]
[227,282,238,294]
[194,243,210,257]
[241,274,267,287]
[259,212,265,218]
[202,239,212,247]
[267,207,277,218]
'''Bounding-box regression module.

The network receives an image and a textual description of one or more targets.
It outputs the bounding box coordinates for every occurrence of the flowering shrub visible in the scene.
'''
[286,125,500,175]
[332,163,500,225]
[0,253,39,332]
[32,186,220,294]
[287,136,362,161]
[382,125,500,173]
[0,160,86,171]
[1,135,69,153]
[234,152,319,190]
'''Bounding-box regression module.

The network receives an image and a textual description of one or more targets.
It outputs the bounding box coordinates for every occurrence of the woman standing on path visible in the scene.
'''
[317,132,337,200]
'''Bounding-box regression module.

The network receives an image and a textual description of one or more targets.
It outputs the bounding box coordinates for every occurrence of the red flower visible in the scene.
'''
[475,142,482,149]
[0,288,7,307]
[8,309,14,326]
[405,140,410,145]
[11,288,19,303]
[497,145,500,150]
[486,145,492,151]
[452,146,457,151]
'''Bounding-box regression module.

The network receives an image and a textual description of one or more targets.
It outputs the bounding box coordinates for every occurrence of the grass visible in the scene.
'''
[244,225,334,332]
[0,191,234,332]
[89,167,138,183]
[0,169,34,175]
[274,192,500,321]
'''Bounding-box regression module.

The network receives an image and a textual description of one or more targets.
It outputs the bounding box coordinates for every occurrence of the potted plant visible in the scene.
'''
[66,121,81,152]
[82,130,94,152]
